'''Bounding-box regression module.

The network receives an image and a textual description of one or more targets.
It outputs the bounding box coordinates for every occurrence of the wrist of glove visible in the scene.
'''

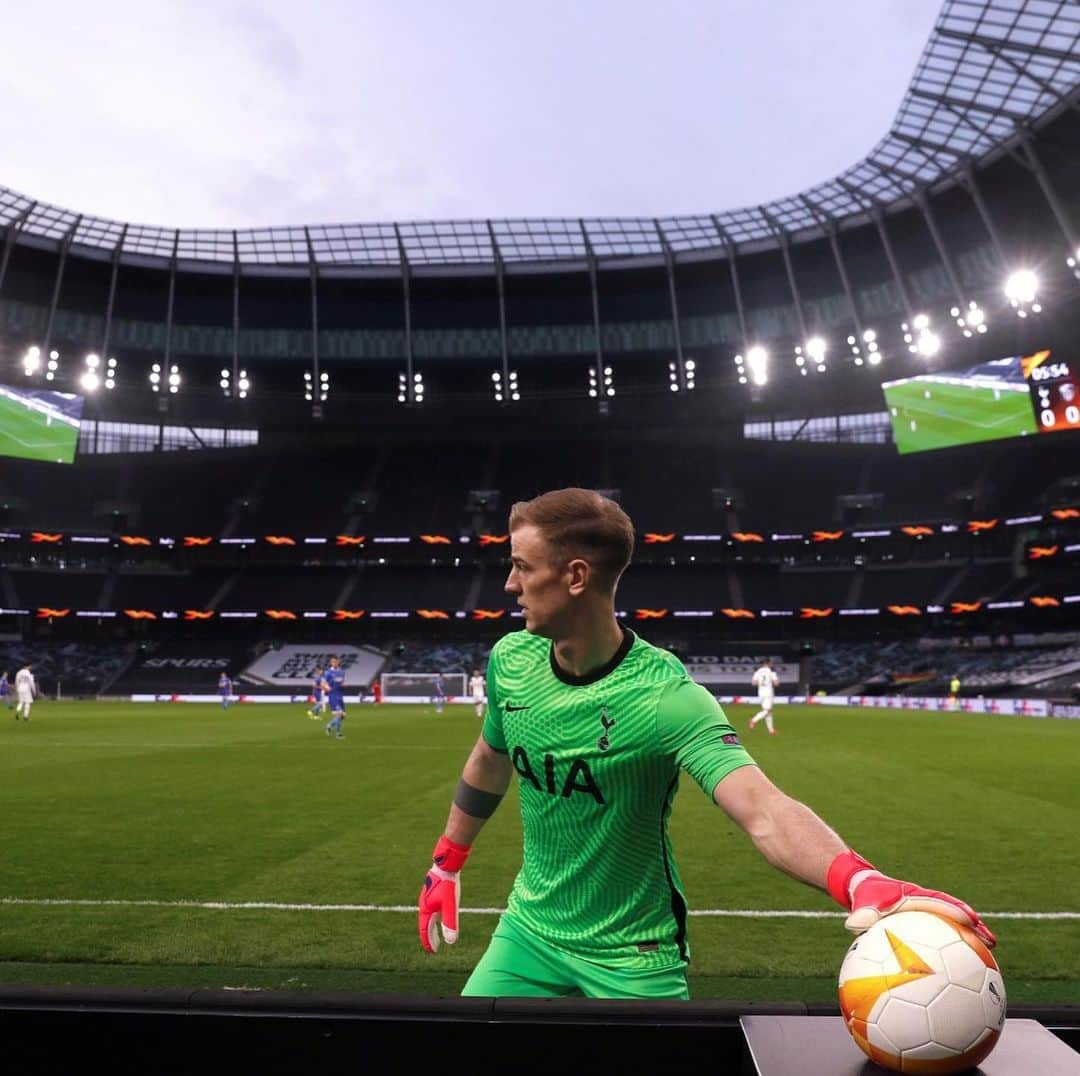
[418,836,472,954]
[827,849,996,948]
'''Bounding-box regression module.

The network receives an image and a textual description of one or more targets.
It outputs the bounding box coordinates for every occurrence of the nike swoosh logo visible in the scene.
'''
[505,703,530,712]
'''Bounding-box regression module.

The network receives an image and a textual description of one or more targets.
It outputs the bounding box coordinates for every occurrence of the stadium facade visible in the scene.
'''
[0,0,1078,699]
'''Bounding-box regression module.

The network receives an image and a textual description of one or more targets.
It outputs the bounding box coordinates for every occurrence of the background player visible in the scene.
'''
[432,671,447,715]
[749,657,780,735]
[218,671,233,710]
[308,665,327,720]
[324,655,346,739]
[14,663,36,721]
[416,488,994,999]
[469,668,485,718]
[0,670,10,711]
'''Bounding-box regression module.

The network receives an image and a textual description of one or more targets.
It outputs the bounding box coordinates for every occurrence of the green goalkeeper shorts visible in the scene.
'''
[461,914,689,1000]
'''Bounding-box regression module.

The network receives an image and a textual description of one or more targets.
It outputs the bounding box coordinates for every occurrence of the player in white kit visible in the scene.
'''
[469,669,486,718]
[749,657,780,735]
[14,664,37,721]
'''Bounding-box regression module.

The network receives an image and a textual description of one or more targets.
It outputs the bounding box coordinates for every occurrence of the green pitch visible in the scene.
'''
[0,392,79,463]
[883,378,1035,454]
[0,700,1076,1004]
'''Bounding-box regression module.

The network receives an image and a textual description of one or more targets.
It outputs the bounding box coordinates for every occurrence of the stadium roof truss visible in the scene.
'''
[0,0,1078,271]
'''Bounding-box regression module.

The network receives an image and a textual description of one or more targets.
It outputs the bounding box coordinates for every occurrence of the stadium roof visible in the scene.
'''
[1,0,1078,271]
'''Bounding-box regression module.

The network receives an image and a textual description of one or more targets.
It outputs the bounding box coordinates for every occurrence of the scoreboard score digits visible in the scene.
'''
[1022,350,1080,434]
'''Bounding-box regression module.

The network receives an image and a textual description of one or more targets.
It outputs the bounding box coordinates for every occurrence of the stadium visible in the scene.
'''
[0,1,1078,1071]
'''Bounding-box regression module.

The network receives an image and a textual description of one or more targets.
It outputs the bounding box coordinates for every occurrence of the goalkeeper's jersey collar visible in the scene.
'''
[548,626,635,687]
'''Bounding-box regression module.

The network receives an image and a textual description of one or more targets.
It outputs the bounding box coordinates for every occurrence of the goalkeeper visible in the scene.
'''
[418,488,996,1000]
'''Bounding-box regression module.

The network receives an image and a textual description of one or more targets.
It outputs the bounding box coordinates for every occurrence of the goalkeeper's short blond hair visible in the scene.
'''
[508,487,634,594]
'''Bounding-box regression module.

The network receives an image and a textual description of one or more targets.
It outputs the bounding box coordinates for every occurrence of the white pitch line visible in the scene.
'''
[1,897,1077,920]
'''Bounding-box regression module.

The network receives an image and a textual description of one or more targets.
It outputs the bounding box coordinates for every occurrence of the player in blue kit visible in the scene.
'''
[0,671,10,711]
[324,655,346,739]
[218,671,233,710]
[308,665,327,720]
[433,672,447,715]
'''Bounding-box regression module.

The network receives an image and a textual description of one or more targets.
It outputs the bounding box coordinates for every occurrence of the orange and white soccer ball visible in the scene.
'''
[838,910,1006,1074]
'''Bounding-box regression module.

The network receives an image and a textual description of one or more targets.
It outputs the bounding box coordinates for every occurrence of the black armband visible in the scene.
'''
[454,778,505,819]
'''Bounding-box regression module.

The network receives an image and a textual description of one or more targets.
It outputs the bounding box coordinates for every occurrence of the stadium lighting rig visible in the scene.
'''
[902,314,941,358]
[220,368,250,399]
[45,350,59,382]
[847,329,882,368]
[794,337,827,376]
[668,358,696,392]
[1068,248,1080,283]
[397,370,424,404]
[80,353,101,392]
[492,369,519,402]
[149,363,181,394]
[1004,270,1042,318]
[950,301,988,338]
[735,346,768,386]
[21,346,41,376]
[588,365,615,398]
[304,370,329,403]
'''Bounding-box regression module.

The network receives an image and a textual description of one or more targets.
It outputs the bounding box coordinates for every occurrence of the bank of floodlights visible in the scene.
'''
[902,314,941,358]
[794,337,827,376]
[44,350,59,381]
[847,329,881,367]
[493,369,519,402]
[1067,248,1080,283]
[1004,270,1041,317]
[397,370,423,404]
[735,346,768,386]
[305,370,328,402]
[150,363,180,394]
[588,365,614,398]
[21,346,41,376]
[221,368,250,399]
[951,301,988,338]
[80,353,100,392]
[668,359,696,392]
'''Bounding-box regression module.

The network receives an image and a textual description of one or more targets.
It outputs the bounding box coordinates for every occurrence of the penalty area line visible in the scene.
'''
[0,898,1077,920]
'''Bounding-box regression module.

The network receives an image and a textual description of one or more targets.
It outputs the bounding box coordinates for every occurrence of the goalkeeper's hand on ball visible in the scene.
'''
[827,849,996,948]
[418,836,472,954]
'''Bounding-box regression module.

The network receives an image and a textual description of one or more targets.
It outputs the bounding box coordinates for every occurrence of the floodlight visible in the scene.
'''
[1004,270,1038,306]
[805,337,826,364]
[746,345,768,386]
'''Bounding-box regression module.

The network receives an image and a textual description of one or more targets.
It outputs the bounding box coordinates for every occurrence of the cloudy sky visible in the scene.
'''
[1,0,943,229]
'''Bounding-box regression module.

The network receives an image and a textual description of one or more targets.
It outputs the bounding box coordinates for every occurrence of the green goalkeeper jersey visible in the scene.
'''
[482,627,755,970]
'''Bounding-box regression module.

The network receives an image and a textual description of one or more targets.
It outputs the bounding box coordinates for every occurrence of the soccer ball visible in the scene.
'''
[837,910,1006,1074]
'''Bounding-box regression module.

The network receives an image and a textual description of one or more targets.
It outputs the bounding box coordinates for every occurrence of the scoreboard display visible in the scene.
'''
[1024,350,1080,434]
[883,349,1079,455]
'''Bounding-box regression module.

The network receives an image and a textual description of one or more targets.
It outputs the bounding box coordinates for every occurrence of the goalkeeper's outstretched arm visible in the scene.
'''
[713,765,996,948]
[419,735,513,953]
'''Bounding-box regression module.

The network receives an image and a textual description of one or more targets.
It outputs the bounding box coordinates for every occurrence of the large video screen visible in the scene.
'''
[882,350,1080,455]
[0,383,84,464]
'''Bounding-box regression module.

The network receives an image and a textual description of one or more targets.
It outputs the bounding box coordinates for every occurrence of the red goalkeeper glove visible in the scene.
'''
[418,836,472,954]
[827,849,996,948]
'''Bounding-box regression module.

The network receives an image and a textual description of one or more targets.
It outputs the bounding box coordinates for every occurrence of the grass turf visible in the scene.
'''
[883,379,1035,454]
[0,699,1076,1003]
[0,392,79,464]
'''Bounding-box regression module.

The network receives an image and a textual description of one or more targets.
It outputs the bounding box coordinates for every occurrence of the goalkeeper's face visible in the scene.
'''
[505,524,578,639]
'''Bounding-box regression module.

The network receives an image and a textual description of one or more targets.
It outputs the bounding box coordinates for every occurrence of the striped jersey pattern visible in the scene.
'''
[482,627,754,970]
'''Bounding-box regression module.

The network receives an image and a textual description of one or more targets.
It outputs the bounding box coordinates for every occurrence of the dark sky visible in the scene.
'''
[1,0,943,228]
